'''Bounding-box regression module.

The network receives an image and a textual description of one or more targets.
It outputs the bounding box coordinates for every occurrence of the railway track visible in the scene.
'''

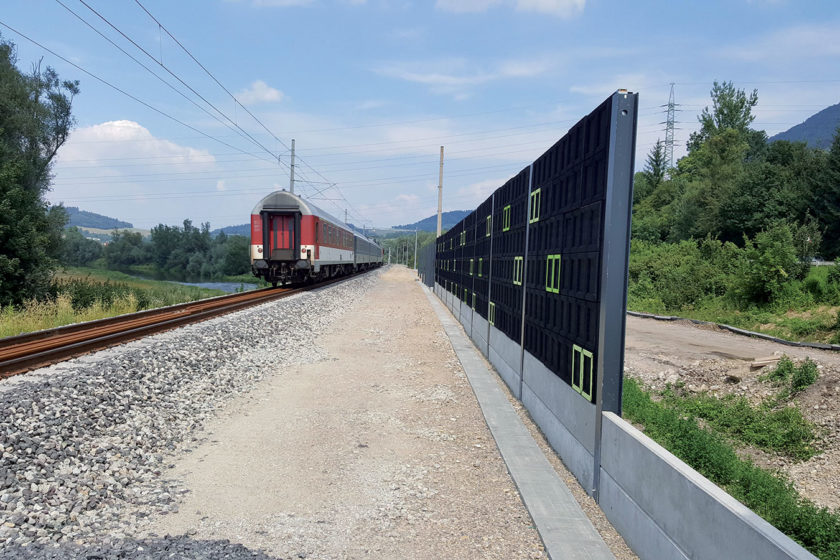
[0,275,352,379]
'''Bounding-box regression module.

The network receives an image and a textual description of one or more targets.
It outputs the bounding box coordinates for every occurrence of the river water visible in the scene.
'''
[171,280,259,293]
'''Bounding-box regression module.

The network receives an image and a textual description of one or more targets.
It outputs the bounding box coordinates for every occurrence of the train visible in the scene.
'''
[250,190,383,286]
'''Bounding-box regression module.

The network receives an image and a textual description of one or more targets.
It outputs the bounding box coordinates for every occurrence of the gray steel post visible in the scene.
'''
[289,139,295,194]
[592,91,638,501]
[486,193,495,357]
[518,164,534,400]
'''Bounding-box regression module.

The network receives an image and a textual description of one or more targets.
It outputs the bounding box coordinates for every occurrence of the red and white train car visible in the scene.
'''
[250,190,382,286]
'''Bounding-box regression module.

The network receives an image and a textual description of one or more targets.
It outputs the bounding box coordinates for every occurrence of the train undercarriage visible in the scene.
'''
[252,259,375,287]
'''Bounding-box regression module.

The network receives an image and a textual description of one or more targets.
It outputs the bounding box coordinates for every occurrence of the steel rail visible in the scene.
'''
[0,274,355,379]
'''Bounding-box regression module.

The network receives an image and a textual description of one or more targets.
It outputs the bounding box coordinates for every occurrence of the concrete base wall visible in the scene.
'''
[487,325,521,398]
[522,351,596,491]
[599,413,815,560]
[459,302,472,338]
[471,314,489,356]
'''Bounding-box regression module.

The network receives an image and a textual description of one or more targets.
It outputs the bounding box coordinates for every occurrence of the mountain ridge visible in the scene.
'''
[769,102,840,149]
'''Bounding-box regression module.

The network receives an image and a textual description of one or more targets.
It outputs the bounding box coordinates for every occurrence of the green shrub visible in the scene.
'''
[792,358,819,393]
[828,263,840,287]
[763,355,795,384]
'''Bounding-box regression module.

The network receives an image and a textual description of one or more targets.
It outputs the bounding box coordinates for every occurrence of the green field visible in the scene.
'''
[0,267,224,338]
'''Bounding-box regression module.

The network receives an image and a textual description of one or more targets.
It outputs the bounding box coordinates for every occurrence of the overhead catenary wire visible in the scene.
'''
[74,0,285,166]
[133,0,372,225]
[0,19,277,164]
[54,0,278,164]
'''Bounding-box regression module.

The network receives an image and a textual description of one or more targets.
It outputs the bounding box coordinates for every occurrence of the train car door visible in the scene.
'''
[263,212,298,262]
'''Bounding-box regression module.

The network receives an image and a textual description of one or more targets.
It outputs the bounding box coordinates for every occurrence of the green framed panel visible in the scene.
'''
[503,205,511,232]
[529,188,541,224]
[513,256,524,286]
[545,254,561,293]
[572,345,594,402]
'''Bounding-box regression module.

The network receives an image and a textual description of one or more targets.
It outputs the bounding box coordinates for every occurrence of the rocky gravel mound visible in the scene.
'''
[0,272,380,556]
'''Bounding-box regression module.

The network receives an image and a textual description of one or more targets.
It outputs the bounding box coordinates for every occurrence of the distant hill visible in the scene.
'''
[66,207,132,229]
[394,210,471,232]
[769,102,840,149]
[211,210,472,239]
[212,224,250,237]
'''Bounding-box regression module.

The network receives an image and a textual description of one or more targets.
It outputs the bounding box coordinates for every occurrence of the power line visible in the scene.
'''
[0,19,274,162]
[54,0,276,161]
[132,0,371,225]
[74,0,283,166]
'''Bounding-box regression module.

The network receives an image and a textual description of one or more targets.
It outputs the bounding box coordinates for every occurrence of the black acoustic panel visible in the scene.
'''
[433,92,637,408]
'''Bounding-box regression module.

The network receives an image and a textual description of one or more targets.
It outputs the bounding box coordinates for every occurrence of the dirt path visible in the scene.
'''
[625,315,840,510]
[142,267,550,559]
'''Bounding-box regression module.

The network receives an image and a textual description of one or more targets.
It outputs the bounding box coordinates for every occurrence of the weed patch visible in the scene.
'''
[624,378,840,558]
[762,355,820,397]
[660,389,817,460]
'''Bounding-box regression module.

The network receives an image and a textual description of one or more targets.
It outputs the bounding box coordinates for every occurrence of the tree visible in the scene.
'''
[687,81,759,153]
[643,139,667,188]
[104,231,147,268]
[634,140,667,206]
[0,36,79,305]
[735,223,798,304]
[812,128,840,259]
[61,227,103,266]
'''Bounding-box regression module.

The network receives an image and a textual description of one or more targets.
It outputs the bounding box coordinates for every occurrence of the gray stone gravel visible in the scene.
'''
[0,271,380,557]
[0,536,281,559]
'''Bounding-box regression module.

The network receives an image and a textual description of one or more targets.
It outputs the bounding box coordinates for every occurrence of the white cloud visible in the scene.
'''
[569,73,651,97]
[515,0,584,17]
[376,56,555,97]
[435,0,502,13]
[715,22,840,62]
[250,0,314,6]
[395,193,419,204]
[235,80,284,105]
[57,120,214,169]
[436,0,584,17]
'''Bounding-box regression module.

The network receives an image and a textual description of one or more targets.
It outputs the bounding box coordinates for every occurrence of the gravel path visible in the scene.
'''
[0,272,380,558]
[138,265,547,559]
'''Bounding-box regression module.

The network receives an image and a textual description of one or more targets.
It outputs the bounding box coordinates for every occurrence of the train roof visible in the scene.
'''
[252,190,380,246]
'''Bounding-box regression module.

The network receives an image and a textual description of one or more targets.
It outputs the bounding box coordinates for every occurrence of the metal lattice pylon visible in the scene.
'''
[664,83,676,168]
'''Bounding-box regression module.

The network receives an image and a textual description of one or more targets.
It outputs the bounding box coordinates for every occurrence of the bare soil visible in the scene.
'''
[625,315,840,510]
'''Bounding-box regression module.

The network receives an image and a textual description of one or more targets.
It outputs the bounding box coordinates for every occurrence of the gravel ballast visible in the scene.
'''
[0,272,380,558]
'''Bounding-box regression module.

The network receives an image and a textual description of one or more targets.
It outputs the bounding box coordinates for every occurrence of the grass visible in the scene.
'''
[623,377,840,559]
[0,268,224,338]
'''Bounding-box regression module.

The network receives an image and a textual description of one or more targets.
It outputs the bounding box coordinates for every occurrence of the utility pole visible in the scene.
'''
[413,228,418,270]
[663,84,677,169]
[344,209,348,225]
[388,247,391,264]
[289,138,296,194]
[436,146,444,237]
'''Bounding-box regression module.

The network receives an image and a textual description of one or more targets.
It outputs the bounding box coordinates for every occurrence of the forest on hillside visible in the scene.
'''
[629,82,840,340]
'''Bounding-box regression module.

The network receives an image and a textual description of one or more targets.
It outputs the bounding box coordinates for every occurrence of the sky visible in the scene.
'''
[2,0,839,230]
